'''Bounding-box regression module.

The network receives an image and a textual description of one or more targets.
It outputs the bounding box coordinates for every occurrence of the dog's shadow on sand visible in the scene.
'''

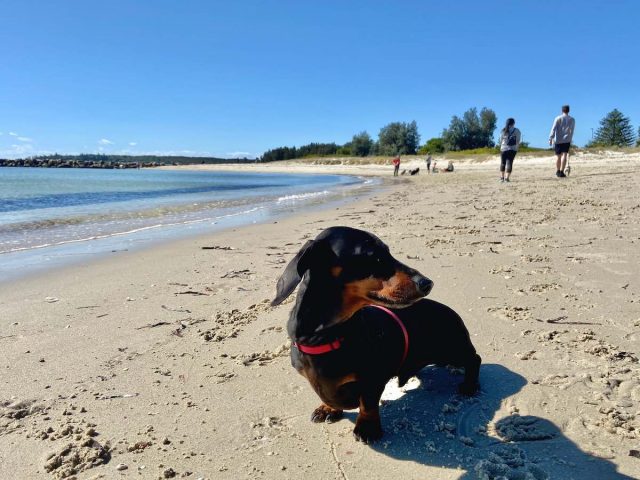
[341,364,633,479]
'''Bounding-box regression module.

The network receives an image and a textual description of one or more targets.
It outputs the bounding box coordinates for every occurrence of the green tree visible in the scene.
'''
[377,121,420,155]
[441,107,497,151]
[480,108,498,147]
[418,137,445,154]
[591,109,636,147]
[336,144,352,156]
[350,131,374,156]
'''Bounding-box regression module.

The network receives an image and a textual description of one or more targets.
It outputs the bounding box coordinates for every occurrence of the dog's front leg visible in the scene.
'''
[458,353,481,395]
[353,385,385,443]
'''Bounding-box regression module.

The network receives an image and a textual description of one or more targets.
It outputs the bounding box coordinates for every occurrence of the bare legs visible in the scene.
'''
[556,153,569,177]
[556,153,568,172]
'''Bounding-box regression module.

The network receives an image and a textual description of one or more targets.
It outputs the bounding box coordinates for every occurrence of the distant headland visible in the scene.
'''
[0,154,256,169]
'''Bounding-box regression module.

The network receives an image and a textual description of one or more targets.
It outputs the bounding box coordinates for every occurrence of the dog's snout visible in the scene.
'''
[414,275,433,295]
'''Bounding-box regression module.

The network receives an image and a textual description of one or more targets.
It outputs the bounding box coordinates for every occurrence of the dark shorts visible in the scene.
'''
[555,142,570,154]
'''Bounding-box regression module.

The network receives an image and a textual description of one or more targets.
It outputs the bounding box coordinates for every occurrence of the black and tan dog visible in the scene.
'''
[271,226,480,443]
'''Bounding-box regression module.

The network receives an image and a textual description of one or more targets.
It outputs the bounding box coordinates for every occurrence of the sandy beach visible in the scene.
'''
[1,154,639,479]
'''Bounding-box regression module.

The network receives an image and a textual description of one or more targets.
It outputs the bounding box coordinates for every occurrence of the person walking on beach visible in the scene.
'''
[498,118,521,182]
[392,156,400,176]
[549,105,575,178]
[425,154,432,173]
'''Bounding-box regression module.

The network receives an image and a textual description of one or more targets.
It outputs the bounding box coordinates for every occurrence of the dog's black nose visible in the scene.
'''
[414,276,433,295]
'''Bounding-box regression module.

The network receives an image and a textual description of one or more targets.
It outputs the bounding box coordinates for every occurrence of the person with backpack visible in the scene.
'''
[498,118,521,182]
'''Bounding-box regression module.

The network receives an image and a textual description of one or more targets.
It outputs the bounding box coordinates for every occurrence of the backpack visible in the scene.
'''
[506,128,517,147]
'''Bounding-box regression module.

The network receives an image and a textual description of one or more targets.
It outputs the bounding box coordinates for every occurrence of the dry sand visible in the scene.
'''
[1,153,639,479]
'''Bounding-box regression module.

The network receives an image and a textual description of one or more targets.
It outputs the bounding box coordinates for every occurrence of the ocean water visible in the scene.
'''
[0,167,372,280]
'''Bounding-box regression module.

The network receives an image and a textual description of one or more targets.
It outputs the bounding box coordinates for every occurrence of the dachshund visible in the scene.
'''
[271,226,481,443]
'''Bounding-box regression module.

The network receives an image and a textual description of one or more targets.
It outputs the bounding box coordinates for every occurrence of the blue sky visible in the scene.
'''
[2,1,639,158]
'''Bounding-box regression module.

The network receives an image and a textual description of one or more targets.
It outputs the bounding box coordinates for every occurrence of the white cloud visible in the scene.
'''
[1,143,34,156]
[98,138,114,145]
[9,132,18,136]
[17,136,33,142]
[128,142,137,146]
[227,151,252,158]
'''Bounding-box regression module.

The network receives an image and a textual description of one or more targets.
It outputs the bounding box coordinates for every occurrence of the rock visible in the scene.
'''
[116,463,128,471]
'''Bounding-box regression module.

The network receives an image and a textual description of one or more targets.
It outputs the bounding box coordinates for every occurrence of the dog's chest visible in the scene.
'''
[293,314,391,378]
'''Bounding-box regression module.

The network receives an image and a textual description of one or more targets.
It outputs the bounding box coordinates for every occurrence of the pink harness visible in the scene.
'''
[294,305,409,366]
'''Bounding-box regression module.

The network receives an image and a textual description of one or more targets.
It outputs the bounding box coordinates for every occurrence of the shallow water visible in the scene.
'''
[0,167,374,280]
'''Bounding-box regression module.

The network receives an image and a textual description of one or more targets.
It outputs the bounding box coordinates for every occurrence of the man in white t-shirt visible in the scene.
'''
[549,105,575,178]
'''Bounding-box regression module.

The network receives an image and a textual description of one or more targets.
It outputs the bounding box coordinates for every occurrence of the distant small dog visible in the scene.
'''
[409,168,420,175]
[272,227,481,443]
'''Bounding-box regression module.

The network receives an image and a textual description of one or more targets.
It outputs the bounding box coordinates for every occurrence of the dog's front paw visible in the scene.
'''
[353,418,383,443]
[311,404,343,423]
[458,381,479,396]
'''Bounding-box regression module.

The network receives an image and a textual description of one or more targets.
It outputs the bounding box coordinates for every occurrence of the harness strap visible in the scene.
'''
[294,305,409,369]
[367,304,409,367]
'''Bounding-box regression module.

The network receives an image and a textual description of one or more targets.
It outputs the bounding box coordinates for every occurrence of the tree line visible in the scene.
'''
[260,121,421,162]
[260,109,501,161]
[260,107,639,161]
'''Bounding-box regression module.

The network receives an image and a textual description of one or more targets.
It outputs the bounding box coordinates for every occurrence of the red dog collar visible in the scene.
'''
[294,338,343,354]
[294,305,409,366]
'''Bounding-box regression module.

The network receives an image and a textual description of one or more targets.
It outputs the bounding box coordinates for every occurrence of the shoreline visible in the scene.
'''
[0,170,381,285]
[1,158,639,479]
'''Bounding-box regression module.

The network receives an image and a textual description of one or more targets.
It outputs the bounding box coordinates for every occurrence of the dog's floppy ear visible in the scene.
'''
[271,240,314,306]
[271,239,332,306]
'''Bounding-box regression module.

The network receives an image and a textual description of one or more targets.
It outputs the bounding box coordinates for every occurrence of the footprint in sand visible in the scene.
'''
[487,305,532,322]
[240,342,290,367]
[0,399,49,435]
[529,283,561,293]
[474,444,548,480]
[200,300,271,343]
[44,437,111,479]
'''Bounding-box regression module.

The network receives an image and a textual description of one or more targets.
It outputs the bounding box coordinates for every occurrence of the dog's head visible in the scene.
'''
[271,226,433,321]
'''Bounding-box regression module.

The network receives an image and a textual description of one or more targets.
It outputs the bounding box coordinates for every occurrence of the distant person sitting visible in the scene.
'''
[446,161,454,172]
[392,156,400,176]
[549,105,575,178]
[432,161,438,173]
